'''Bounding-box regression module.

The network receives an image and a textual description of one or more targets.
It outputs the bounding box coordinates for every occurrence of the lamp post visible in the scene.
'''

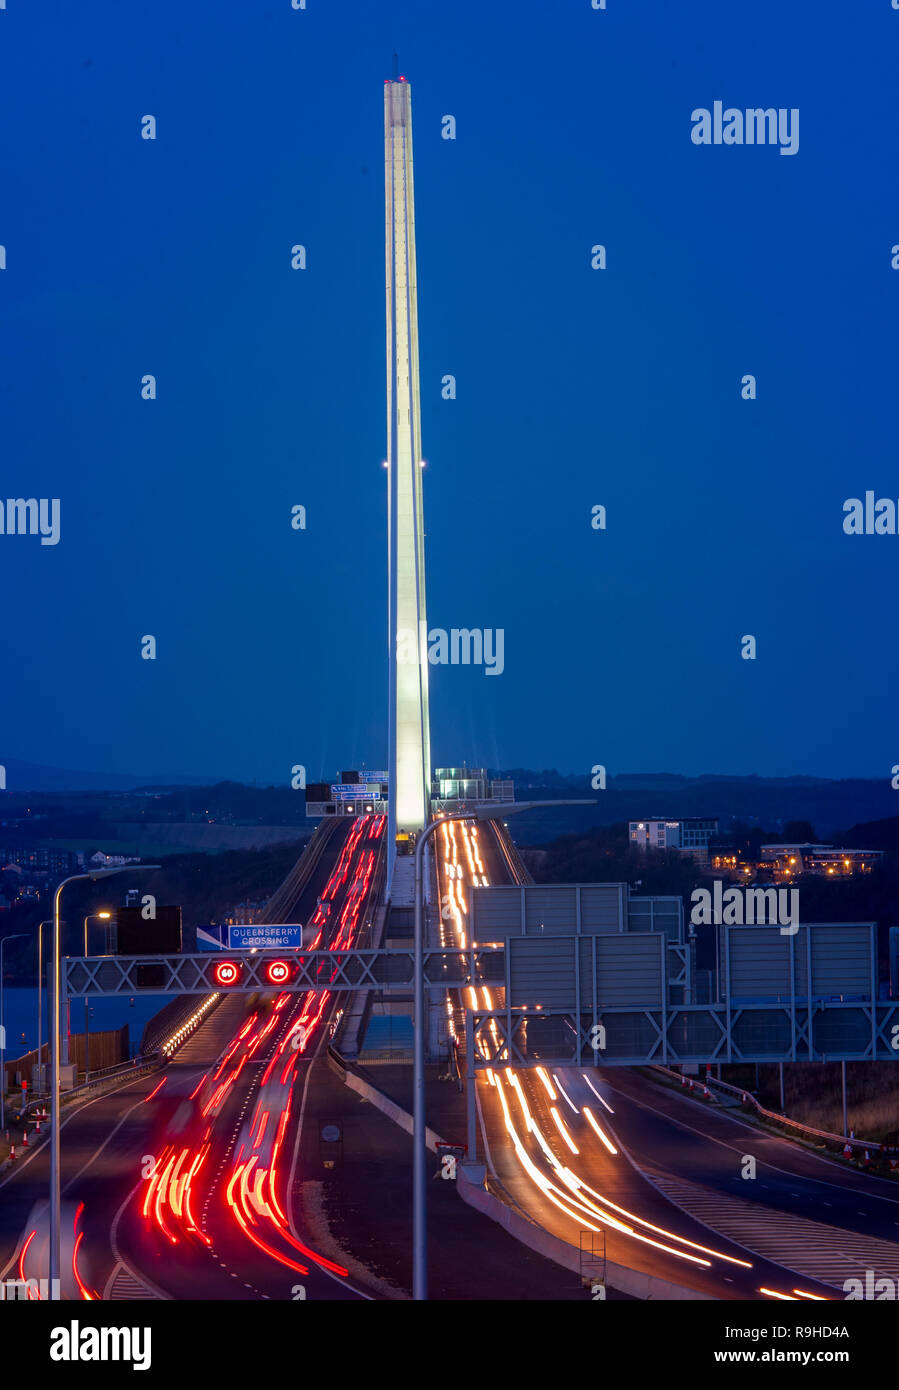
[0,933,29,1132]
[82,913,111,1082]
[50,866,159,1299]
[412,799,594,1300]
[35,920,51,1096]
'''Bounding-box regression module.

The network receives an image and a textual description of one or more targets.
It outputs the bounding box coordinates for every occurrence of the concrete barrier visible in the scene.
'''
[341,1065,445,1152]
[330,1046,708,1300]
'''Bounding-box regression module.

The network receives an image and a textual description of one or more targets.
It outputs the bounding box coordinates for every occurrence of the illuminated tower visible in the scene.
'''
[385,75,431,864]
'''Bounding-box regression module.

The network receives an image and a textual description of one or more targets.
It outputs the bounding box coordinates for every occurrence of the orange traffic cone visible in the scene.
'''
[843,1142,852,1158]
[9,1144,15,1160]
[21,1131,28,1148]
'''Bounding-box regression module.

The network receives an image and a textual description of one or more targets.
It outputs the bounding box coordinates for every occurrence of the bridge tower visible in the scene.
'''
[385,75,431,884]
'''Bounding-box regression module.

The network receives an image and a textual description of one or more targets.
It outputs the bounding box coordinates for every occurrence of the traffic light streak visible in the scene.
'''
[139,815,383,1283]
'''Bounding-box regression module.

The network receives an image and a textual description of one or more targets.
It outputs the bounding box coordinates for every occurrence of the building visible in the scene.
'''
[629,818,719,862]
[0,845,83,874]
[711,843,884,880]
[721,844,884,880]
[760,844,883,877]
[223,900,269,927]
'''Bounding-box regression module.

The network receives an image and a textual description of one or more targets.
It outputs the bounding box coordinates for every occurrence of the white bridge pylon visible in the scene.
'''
[385,75,432,882]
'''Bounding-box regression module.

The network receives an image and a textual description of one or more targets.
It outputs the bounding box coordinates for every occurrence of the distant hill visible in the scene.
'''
[2,759,897,839]
[0,756,223,793]
[492,772,899,845]
[833,815,899,853]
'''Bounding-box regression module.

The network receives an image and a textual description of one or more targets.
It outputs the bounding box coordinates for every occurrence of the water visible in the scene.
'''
[0,986,174,1060]
[362,1015,414,1052]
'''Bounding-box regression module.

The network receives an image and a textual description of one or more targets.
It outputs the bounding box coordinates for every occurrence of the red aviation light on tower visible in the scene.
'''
[265,959,294,986]
[212,960,241,987]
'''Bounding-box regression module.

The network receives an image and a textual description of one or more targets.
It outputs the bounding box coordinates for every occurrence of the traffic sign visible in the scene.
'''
[228,925,302,950]
[212,960,242,987]
[319,1119,343,1169]
[265,959,294,985]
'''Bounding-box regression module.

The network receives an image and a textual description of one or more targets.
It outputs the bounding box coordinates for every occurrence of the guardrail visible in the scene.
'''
[448,1039,464,1092]
[489,820,533,886]
[262,816,343,924]
[1,1056,164,1143]
[649,1063,897,1163]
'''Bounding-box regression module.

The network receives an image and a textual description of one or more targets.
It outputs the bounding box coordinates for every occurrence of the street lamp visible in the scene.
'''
[82,913,111,1082]
[50,866,160,1300]
[0,933,29,1132]
[36,920,51,1096]
[411,799,594,1300]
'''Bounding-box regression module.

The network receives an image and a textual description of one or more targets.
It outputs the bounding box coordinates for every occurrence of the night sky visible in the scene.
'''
[1,1,896,785]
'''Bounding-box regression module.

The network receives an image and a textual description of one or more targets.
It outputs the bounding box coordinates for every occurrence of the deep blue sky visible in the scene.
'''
[1,1,897,785]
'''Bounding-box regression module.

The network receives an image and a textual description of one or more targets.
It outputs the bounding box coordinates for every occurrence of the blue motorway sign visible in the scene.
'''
[197,925,227,951]
[228,924,303,950]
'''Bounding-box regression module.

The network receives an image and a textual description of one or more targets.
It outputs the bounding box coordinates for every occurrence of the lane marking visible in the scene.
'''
[601,1075,899,1214]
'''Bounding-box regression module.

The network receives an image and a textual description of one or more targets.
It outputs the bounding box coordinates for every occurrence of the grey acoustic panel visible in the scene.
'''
[804,924,873,1000]
[507,932,664,1010]
[726,927,793,999]
[726,923,875,1003]
[627,895,683,941]
[470,885,524,939]
[578,885,627,932]
[592,934,663,1008]
[471,883,630,939]
[508,936,577,1008]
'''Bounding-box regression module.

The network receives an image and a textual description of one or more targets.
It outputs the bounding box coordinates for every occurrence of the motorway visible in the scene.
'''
[476,1062,836,1300]
[4,808,899,1302]
[589,1067,899,1289]
[433,815,899,1301]
[0,815,384,1301]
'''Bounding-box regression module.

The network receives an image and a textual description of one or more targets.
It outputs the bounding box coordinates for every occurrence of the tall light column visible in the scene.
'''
[385,75,431,872]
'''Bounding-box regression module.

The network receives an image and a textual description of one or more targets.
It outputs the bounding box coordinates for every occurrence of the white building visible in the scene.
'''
[629,818,718,860]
